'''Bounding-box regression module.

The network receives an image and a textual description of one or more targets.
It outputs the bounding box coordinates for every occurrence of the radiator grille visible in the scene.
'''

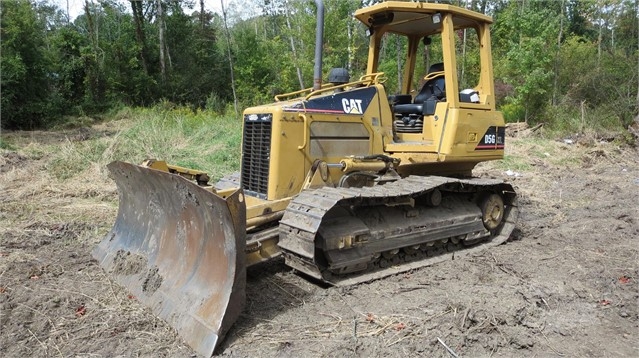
[241,113,272,198]
[393,114,424,133]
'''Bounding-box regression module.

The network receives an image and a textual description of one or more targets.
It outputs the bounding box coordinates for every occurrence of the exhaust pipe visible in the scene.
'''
[313,0,324,91]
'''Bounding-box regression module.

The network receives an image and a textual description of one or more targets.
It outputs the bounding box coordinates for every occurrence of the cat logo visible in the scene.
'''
[341,98,364,114]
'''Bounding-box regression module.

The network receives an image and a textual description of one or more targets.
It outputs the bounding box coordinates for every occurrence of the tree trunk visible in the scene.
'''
[84,0,103,102]
[200,0,205,30]
[396,35,402,93]
[221,0,239,116]
[424,37,430,79]
[461,28,467,87]
[157,0,166,82]
[130,0,148,74]
[480,0,487,14]
[84,1,98,51]
[597,4,603,69]
[347,17,353,73]
[552,0,564,106]
[285,0,304,90]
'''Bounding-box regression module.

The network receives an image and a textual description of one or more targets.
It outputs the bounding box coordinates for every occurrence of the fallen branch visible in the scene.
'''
[437,337,460,358]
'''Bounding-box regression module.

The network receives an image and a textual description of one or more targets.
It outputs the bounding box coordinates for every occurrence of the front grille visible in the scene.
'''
[241,113,272,198]
[394,114,424,133]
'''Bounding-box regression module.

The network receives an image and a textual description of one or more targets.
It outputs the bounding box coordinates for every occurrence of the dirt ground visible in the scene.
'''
[1,125,637,357]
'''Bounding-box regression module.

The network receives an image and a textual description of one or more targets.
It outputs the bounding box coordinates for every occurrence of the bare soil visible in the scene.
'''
[1,126,637,357]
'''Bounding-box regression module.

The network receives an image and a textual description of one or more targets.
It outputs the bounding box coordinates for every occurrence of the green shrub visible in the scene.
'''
[500,103,527,123]
[0,138,17,150]
[542,102,629,135]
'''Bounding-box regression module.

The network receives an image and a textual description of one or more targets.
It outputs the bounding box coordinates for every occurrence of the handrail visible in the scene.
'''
[297,114,309,150]
[274,88,312,102]
[423,70,445,81]
[274,72,387,102]
[359,72,387,83]
[274,82,334,102]
[303,72,387,101]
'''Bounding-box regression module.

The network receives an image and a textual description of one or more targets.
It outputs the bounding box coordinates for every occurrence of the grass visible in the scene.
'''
[498,154,533,171]
[0,137,17,150]
[478,132,606,176]
[34,106,243,182]
[0,104,244,257]
[114,107,242,177]
[2,104,633,186]
[541,102,633,137]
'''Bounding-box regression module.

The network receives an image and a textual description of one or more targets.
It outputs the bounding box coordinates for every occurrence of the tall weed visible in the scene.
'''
[543,102,628,136]
[46,106,242,181]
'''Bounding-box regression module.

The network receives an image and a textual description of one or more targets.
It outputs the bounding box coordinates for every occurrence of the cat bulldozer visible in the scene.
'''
[94,1,518,356]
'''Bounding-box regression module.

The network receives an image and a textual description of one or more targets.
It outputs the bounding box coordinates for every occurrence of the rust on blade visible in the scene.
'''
[93,161,246,357]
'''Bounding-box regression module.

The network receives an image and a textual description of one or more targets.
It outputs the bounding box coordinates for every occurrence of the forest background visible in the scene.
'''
[1,0,638,133]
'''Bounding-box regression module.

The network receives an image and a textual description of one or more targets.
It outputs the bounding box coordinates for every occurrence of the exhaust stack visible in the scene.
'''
[313,0,324,91]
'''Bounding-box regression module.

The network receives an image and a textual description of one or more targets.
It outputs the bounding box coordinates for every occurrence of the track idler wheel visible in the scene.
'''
[480,193,505,230]
[425,189,442,207]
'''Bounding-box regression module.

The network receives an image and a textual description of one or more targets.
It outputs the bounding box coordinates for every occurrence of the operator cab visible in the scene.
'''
[354,2,497,143]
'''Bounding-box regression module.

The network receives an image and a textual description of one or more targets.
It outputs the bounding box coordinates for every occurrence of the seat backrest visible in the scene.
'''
[414,62,445,104]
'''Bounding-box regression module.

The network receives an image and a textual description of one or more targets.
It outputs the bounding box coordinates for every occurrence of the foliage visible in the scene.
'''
[492,2,561,122]
[0,0,636,135]
[1,0,61,128]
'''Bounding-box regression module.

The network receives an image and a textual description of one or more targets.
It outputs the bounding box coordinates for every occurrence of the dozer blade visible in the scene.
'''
[93,161,246,357]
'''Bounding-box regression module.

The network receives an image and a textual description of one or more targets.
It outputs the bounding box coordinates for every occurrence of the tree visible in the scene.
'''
[1,0,56,128]
[221,0,239,115]
[130,0,149,74]
[492,1,561,122]
[1,0,635,131]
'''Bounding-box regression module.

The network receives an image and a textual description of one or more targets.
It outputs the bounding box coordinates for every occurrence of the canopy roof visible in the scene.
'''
[354,1,493,37]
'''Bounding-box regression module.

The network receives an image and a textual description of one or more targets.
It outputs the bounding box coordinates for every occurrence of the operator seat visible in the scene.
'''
[392,63,445,134]
[393,62,445,116]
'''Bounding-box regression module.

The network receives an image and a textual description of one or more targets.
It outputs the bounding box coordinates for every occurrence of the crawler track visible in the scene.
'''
[279,176,518,286]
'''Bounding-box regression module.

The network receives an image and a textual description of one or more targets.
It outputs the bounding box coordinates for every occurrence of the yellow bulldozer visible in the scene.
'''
[93,1,518,356]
